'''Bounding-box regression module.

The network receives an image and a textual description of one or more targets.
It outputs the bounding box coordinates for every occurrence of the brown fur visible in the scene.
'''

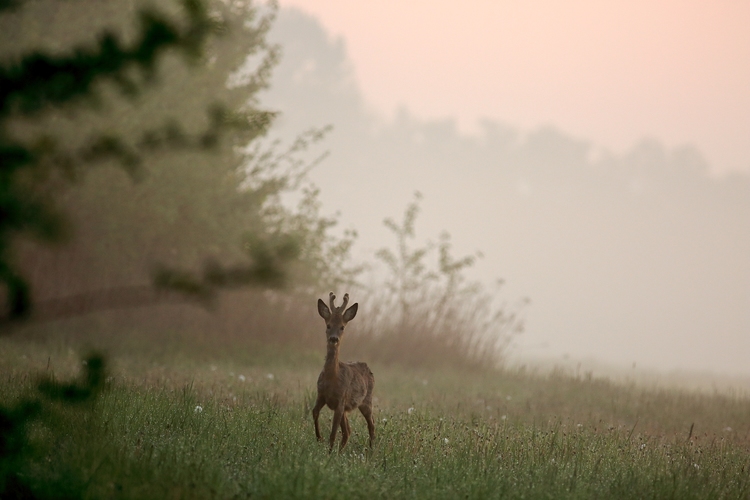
[312,292,375,451]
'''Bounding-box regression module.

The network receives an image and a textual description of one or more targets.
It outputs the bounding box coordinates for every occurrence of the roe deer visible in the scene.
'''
[312,292,375,452]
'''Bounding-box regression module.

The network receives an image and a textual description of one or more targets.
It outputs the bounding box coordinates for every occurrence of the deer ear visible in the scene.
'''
[318,299,331,320]
[342,303,358,322]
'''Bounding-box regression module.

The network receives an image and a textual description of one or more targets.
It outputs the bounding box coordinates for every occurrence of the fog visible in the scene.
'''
[261,9,750,376]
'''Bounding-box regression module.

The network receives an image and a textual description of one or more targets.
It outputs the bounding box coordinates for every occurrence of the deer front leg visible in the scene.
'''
[312,395,325,442]
[329,405,344,452]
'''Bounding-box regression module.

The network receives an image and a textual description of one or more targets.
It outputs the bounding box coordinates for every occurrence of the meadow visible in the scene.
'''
[1,323,749,499]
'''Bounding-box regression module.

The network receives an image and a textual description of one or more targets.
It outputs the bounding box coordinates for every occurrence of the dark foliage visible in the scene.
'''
[0,353,107,497]
[0,0,225,321]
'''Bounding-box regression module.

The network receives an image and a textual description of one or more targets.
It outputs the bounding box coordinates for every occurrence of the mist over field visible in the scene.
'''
[2,2,749,497]
[262,8,750,377]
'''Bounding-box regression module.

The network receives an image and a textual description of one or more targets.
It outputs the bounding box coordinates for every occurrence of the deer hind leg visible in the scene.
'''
[339,413,351,450]
[329,405,344,452]
[344,413,352,438]
[312,394,325,442]
[359,404,375,448]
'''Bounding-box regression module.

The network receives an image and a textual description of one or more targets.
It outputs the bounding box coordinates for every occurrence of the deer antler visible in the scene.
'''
[328,291,350,312]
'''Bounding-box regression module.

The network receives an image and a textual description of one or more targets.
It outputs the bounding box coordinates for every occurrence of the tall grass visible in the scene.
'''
[9,275,522,374]
[349,285,524,370]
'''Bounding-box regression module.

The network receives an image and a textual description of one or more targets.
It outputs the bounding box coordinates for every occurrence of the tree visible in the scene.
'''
[0,0,230,320]
[0,0,357,327]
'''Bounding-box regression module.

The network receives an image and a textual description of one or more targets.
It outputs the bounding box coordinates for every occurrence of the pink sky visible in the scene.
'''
[280,0,750,174]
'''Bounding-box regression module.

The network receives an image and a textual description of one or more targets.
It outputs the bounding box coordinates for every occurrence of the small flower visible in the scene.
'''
[640,443,647,450]
[443,438,449,444]
[407,407,414,415]
[238,375,246,382]
[194,405,203,414]
[693,463,700,469]
[382,418,388,423]
[723,427,733,432]
[266,373,274,380]
[501,415,507,421]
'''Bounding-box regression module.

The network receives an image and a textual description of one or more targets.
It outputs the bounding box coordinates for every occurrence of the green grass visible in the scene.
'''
[2,335,749,499]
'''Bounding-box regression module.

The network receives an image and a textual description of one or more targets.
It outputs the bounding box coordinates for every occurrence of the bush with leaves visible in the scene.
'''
[352,193,527,369]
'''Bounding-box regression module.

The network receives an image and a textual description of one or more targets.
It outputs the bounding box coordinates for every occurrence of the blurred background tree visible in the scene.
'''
[0,0,516,368]
[0,0,358,331]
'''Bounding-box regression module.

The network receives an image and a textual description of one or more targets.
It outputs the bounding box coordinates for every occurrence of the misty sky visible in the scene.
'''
[261,6,750,377]
[281,0,750,176]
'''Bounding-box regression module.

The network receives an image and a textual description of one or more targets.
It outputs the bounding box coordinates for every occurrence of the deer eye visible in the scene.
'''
[340,326,344,331]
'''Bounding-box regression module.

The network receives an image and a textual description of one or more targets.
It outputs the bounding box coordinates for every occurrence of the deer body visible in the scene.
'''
[312,292,375,451]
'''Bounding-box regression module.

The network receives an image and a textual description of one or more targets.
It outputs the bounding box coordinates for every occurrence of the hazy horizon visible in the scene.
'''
[261,6,750,377]
[280,0,750,177]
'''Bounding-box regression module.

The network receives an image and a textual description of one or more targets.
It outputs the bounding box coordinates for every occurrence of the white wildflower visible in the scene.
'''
[266,373,274,380]
[194,405,203,414]
[238,375,246,382]
[407,407,415,415]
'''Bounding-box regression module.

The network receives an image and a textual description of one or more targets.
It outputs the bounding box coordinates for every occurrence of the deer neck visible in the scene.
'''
[323,341,340,379]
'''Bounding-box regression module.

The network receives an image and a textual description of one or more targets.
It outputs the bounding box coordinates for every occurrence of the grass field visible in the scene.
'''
[1,330,749,499]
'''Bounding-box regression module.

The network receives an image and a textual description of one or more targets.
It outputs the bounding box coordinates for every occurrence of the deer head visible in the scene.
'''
[317,292,358,346]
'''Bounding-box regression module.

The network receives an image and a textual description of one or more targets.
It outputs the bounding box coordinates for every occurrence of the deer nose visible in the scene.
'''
[328,335,340,344]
